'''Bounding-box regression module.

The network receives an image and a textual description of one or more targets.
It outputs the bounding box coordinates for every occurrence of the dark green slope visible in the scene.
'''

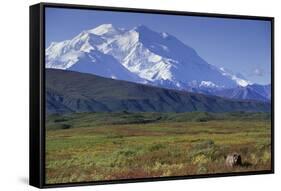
[46,69,270,114]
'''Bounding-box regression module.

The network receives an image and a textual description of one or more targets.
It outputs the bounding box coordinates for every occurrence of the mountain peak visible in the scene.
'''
[88,24,120,36]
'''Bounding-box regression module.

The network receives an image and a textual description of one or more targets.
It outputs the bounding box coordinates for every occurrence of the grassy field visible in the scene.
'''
[45,112,271,184]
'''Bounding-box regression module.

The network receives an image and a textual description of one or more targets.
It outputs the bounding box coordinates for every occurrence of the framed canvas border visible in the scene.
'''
[29,2,274,188]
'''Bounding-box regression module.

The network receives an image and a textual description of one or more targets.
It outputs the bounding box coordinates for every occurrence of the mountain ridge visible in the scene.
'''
[46,69,270,114]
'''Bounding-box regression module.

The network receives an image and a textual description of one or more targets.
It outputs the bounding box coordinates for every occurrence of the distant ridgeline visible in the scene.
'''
[46,69,270,114]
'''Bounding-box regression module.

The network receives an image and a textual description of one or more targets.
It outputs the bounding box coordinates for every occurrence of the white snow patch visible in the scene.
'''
[88,24,116,35]
[199,81,218,88]
[219,67,251,87]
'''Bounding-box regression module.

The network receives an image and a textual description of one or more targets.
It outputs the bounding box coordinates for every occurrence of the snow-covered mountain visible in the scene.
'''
[46,27,146,84]
[218,67,251,87]
[211,84,271,102]
[46,24,252,90]
[45,24,272,102]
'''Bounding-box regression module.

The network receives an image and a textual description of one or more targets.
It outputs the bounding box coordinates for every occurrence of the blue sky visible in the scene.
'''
[45,7,271,85]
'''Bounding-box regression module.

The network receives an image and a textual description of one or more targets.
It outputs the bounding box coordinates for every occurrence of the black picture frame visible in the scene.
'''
[30,2,274,188]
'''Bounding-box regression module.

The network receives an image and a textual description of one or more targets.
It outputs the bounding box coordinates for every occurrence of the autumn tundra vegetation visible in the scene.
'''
[46,112,271,184]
